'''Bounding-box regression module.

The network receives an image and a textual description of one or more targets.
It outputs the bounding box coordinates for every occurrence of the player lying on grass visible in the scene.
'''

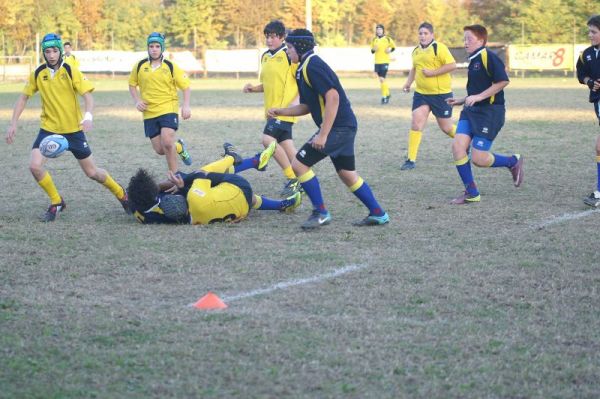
[446,24,523,204]
[576,14,600,207]
[5,33,129,222]
[126,143,302,224]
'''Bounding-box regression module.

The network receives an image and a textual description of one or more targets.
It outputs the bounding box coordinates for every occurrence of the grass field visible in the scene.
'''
[1,76,599,398]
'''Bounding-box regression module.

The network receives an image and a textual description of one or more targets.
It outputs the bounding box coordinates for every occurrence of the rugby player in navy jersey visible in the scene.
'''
[446,25,523,204]
[268,29,389,229]
[576,15,600,207]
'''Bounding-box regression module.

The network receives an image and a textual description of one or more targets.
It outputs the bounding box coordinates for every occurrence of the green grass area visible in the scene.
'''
[1,77,599,398]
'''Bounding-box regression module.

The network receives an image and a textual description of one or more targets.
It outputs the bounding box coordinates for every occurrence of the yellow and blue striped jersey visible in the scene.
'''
[370,36,395,64]
[23,62,94,133]
[260,45,298,123]
[63,54,80,69]
[412,41,455,95]
[128,58,190,119]
[187,178,249,225]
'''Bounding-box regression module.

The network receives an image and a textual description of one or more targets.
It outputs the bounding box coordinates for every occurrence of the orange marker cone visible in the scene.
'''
[193,292,228,310]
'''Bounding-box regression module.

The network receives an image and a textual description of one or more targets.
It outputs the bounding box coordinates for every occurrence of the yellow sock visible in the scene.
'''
[383,82,390,97]
[380,82,386,97]
[283,166,296,180]
[202,156,234,173]
[251,194,262,210]
[102,173,125,199]
[407,130,422,162]
[38,172,62,204]
[447,124,456,138]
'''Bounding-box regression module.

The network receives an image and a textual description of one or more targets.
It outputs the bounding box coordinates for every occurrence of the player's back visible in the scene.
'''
[187,179,249,224]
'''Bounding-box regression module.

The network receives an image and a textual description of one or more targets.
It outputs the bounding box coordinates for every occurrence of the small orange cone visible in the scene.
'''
[193,292,228,310]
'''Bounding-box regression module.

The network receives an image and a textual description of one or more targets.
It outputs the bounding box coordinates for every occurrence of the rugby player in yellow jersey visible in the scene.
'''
[5,33,129,222]
[242,20,301,197]
[400,22,457,171]
[129,32,192,173]
[63,41,80,69]
[370,24,395,104]
[127,144,302,225]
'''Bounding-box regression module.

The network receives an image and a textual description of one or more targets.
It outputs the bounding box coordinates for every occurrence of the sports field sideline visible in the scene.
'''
[1,77,599,397]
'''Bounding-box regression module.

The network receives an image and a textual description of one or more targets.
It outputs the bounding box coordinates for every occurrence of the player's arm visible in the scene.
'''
[243,83,264,93]
[181,87,191,119]
[464,80,509,106]
[422,62,457,78]
[129,85,147,112]
[6,94,29,144]
[267,104,310,118]
[80,92,94,133]
[312,88,339,150]
[403,67,416,92]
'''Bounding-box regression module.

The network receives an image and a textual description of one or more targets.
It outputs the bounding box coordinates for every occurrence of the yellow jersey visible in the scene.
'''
[128,58,190,119]
[370,36,395,64]
[187,178,250,225]
[412,41,455,95]
[259,46,298,123]
[63,54,80,69]
[23,62,94,133]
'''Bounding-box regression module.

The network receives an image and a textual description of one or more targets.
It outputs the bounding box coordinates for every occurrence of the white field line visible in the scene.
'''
[188,263,369,307]
[536,208,600,229]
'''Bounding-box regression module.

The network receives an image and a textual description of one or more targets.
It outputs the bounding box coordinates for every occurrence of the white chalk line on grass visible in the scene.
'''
[535,208,600,229]
[188,263,368,307]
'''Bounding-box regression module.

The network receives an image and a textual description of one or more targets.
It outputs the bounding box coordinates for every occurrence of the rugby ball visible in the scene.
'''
[39,134,69,158]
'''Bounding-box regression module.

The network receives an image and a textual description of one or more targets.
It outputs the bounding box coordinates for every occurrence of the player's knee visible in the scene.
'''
[262,136,274,147]
[29,163,44,177]
[471,152,489,167]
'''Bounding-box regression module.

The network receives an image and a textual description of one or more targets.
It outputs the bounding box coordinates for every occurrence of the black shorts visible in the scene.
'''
[374,64,389,78]
[296,126,357,171]
[412,92,453,118]
[263,118,293,142]
[457,104,505,143]
[144,113,179,139]
[33,129,92,160]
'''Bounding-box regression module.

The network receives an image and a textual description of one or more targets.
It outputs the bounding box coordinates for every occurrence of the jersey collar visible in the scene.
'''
[268,44,287,56]
[420,39,435,49]
[468,46,486,60]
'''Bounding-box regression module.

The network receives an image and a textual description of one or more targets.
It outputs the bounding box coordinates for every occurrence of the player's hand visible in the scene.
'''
[267,108,280,119]
[590,79,600,92]
[5,124,16,144]
[402,85,411,93]
[167,171,184,191]
[243,83,253,93]
[464,95,482,107]
[135,100,147,112]
[372,46,378,52]
[310,131,327,151]
[422,68,435,77]
[446,97,464,107]
[385,48,392,54]
[81,120,93,133]
[181,106,191,120]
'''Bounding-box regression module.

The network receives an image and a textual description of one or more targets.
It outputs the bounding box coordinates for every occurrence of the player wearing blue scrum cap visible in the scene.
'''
[268,29,389,229]
[5,33,129,222]
[129,32,193,172]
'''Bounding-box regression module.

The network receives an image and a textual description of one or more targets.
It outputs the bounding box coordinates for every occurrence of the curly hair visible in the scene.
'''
[127,168,159,213]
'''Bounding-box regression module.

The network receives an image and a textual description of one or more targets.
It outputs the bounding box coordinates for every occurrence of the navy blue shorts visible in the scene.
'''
[144,113,179,139]
[33,129,92,160]
[456,105,505,151]
[296,126,357,171]
[374,64,389,78]
[263,118,293,142]
[412,92,453,118]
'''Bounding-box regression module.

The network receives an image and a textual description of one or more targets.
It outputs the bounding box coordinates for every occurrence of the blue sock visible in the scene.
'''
[597,159,600,191]
[455,157,479,196]
[351,179,384,216]
[256,196,284,210]
[491,154,517,168]
[301,174,326,213]
[234,155,259,173]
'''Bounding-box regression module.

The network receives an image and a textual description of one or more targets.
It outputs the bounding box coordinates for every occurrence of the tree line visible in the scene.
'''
[0,0,596,57]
